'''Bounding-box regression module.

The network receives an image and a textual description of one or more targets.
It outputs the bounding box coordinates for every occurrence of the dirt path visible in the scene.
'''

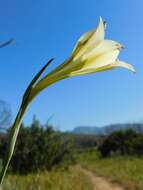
[80,167,125,190]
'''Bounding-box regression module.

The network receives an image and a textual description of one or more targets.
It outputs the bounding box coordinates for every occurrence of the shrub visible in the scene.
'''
[98,129,143,157]
[0,118,75,174]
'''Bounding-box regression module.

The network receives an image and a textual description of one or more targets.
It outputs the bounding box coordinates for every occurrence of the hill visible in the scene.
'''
[72,123,143,135]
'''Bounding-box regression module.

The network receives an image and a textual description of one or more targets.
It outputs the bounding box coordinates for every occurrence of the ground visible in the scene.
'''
[80,166,124,190]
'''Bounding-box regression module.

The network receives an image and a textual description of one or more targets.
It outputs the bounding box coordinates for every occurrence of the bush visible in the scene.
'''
[98,129,143,157]
[0,118,75,174]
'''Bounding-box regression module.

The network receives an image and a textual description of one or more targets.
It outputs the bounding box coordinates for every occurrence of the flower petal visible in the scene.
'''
[84,49,120,69]
[82,40,123,61]
[72,30,94,56]
[112,60,136,73]
[87,17,105,47]
[72,17,105,60]
[69,49,120,76]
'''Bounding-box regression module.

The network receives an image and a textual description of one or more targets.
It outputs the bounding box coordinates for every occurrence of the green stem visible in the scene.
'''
[0,59,54,185]
[0,104,28,185]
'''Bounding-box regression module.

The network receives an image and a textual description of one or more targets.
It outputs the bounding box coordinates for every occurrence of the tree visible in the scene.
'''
[98,129,143,157]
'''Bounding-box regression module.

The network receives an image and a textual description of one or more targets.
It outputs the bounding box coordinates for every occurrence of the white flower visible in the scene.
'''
[30,17,135,100]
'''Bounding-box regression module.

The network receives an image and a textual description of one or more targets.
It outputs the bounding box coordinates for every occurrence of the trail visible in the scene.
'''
[80,167,125,190]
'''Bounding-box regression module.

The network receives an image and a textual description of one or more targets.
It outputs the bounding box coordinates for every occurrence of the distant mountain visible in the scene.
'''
[72,126,104,135]
[72,123,143,135]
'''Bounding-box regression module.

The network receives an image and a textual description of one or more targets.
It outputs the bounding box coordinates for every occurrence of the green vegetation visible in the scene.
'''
[0,117,94,189]
[78,129,143,190]
[78,150,143,190]
[0,117,75,174]
[2,122,143,190]
[99,129,143,157]
[1,166,92,190]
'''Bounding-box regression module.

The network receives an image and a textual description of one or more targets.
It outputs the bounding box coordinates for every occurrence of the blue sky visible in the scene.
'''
[0,0,142,130]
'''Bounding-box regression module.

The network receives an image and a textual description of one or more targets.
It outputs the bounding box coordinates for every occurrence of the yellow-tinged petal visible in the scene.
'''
[82,40,123,61]
[86,17,105,47]
[68,49,120,76]
[72,30,94,56]
[85,49,120,69]
[69,59,135,77]
[73,17,105,60]
[112,60,136,73]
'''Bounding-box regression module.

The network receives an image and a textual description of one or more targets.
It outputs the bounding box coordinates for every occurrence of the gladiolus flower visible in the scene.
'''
[30,17,135,101]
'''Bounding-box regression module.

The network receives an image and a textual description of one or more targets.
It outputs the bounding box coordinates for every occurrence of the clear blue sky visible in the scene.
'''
[0,0,142,130]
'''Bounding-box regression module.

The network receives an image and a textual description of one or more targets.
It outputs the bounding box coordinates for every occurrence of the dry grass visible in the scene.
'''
[1,166,92,190]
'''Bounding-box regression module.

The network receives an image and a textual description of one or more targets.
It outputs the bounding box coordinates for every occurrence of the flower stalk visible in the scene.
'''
[0,59,54,184]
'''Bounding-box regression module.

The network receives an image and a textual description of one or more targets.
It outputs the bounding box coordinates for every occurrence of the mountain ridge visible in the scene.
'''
[72,123,143,135]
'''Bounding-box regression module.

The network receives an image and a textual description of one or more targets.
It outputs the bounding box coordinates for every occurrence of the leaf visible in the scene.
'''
[22,58,54,105]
